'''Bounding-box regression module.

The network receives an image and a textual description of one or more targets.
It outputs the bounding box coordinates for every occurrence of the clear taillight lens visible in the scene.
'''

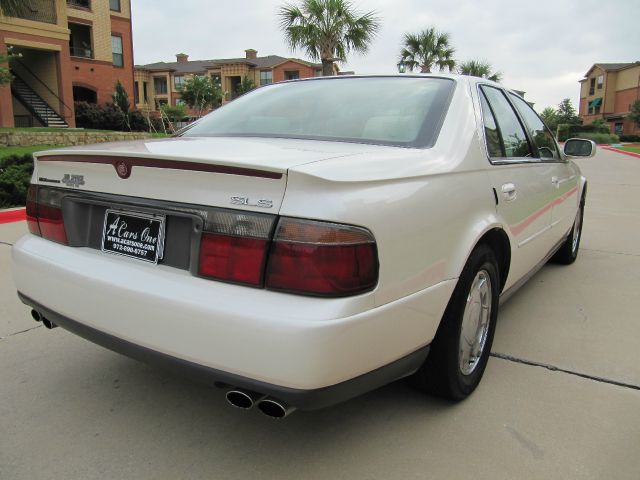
[265,218,378,296]
[26,185,68,245]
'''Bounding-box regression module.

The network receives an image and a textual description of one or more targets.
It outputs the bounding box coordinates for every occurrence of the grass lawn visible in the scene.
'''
[618,146,640,154]
[0,145,61,159]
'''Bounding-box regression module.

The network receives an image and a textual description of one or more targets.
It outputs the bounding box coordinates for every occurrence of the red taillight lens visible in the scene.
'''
[265,218,378,296]
[198,210,274,286]
[26,184,40,236]
[199,233,269,285]
[27,185,68,245]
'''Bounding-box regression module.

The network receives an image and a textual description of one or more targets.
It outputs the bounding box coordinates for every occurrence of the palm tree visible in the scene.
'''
[399,28,455,73]
[279,0,380,76]
[458,59,502,82]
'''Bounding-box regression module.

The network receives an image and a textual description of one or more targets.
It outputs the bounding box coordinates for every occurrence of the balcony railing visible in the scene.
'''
[67,0,91,8]
[70,46,93,59]
[11,0,57,24]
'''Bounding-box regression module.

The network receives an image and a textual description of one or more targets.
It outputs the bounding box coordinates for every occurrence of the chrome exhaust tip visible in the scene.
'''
[41,317,58,329]
[256,397,296,419]
[225,389,265,410]
[31,309,42,322]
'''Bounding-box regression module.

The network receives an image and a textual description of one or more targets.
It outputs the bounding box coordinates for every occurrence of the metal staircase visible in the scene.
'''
[10,71,68,128]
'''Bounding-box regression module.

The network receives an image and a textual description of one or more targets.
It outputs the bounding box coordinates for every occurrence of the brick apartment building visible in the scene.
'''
[134,49,325,116]
[579,62,640,136]
[0,0,134,128]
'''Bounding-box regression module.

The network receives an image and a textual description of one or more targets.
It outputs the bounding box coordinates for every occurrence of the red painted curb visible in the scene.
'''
[0,208,26,224]
[601,146,640,159]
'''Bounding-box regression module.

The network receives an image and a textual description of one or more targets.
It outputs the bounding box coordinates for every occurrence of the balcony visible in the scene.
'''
[67,0,91,8]
[69,23,93,59]
[69,46,92,59]
[9,0,57,24]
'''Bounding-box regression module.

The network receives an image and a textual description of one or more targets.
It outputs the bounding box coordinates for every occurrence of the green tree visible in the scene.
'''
[178,75,223,117]
[279,0,380,76]
[160,104,187,123]
[457,59,501,82]
[629,99,640,126]
[112,80,130,130]
[0,48,13,85]
[399,27,455,73]
[540,106,558,131]
[556,98,581,125]
[236,75,256,96]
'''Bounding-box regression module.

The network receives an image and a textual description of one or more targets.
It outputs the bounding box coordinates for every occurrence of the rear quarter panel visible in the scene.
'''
[284,79,502,308]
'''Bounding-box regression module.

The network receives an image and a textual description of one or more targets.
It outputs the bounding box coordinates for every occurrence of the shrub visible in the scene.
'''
[74,101,126,130]
[557,123,612,141]
[574,132,619,144]
[0,154,33,208]
[619,134,640,142]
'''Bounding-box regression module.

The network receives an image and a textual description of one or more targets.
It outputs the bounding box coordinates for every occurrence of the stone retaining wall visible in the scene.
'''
[0,130,152,147]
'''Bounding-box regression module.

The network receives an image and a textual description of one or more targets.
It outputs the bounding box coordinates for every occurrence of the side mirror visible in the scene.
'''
[564,138,596,158]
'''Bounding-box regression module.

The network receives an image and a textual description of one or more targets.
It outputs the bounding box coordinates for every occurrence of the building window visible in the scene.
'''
[260,70,273,86]
[143,82,148,102]
[174,75,184,89]
[614,122,623,135]
[109,0,121,11]
[589,78,595,95]
[285,70,300,80]
[134,81,139,104]
[154,77,168,95]
[111,35,123,67]
[68,0,90,9]
[155,98,168,110]
[597,75,604,89]
[176,98,185,106]
[69,23,93,58]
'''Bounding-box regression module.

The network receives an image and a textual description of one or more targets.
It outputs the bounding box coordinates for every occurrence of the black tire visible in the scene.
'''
[411,245,500,401]
[551,196,585,265]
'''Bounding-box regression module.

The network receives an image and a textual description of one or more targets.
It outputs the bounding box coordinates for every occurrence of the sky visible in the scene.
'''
[131,0,640,112]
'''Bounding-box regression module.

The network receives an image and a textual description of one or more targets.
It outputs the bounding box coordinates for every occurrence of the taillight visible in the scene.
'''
[26,185,40,236]
[198,210,275,286]
[265,218,378,296]
[26,185,68,245]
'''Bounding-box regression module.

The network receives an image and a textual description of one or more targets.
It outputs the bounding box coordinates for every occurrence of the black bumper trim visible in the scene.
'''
[18,292,430,410]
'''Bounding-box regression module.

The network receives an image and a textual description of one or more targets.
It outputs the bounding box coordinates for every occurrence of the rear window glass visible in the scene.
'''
[182,77,454,148]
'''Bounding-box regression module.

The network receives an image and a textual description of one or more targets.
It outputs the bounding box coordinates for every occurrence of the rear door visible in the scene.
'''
[478,86,558,288]
[508,93,580,238]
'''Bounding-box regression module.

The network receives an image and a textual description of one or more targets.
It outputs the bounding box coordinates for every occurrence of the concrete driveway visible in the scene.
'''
[1,148,638,479]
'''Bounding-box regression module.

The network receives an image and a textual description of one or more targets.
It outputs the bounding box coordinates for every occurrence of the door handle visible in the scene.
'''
[501,183,517,201]
[551,176,560,188]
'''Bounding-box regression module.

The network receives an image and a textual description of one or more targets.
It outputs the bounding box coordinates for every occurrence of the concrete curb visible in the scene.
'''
[0,207,26,224]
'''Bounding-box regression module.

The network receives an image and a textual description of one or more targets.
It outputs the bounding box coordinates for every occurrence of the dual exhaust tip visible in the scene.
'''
[225,388,295,419]
[31,309,292,417]
[31,309,57,329]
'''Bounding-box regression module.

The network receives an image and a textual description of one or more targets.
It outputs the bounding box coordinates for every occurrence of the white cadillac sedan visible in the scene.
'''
[12,75,594,418]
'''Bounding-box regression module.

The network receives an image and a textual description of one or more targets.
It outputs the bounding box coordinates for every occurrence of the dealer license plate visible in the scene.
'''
[101,209,165,264]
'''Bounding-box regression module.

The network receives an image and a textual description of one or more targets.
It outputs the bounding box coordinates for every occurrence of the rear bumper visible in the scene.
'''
[19,292,429,410]
[12,235,455,408]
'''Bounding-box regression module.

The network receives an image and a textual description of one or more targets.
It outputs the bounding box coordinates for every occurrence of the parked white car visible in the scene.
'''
[12,75,595,418]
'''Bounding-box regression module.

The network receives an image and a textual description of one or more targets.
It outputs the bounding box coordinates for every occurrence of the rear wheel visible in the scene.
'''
[411,245,500,400]
[551,197,585,265]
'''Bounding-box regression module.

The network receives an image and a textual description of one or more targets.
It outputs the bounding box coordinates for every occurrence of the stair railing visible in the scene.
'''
[11,58,73,123]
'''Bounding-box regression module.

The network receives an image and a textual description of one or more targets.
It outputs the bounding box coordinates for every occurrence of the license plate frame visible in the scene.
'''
[101,209,166,264]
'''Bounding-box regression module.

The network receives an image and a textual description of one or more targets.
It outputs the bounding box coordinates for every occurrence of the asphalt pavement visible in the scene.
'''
[1,148,638,479]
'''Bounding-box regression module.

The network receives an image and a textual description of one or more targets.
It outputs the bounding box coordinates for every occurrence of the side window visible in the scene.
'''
[479,91,503,157]
[510,93,559,160]
[481,86,532,159]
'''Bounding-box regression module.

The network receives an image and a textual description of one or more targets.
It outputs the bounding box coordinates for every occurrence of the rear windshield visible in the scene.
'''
[182,77,454,148]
